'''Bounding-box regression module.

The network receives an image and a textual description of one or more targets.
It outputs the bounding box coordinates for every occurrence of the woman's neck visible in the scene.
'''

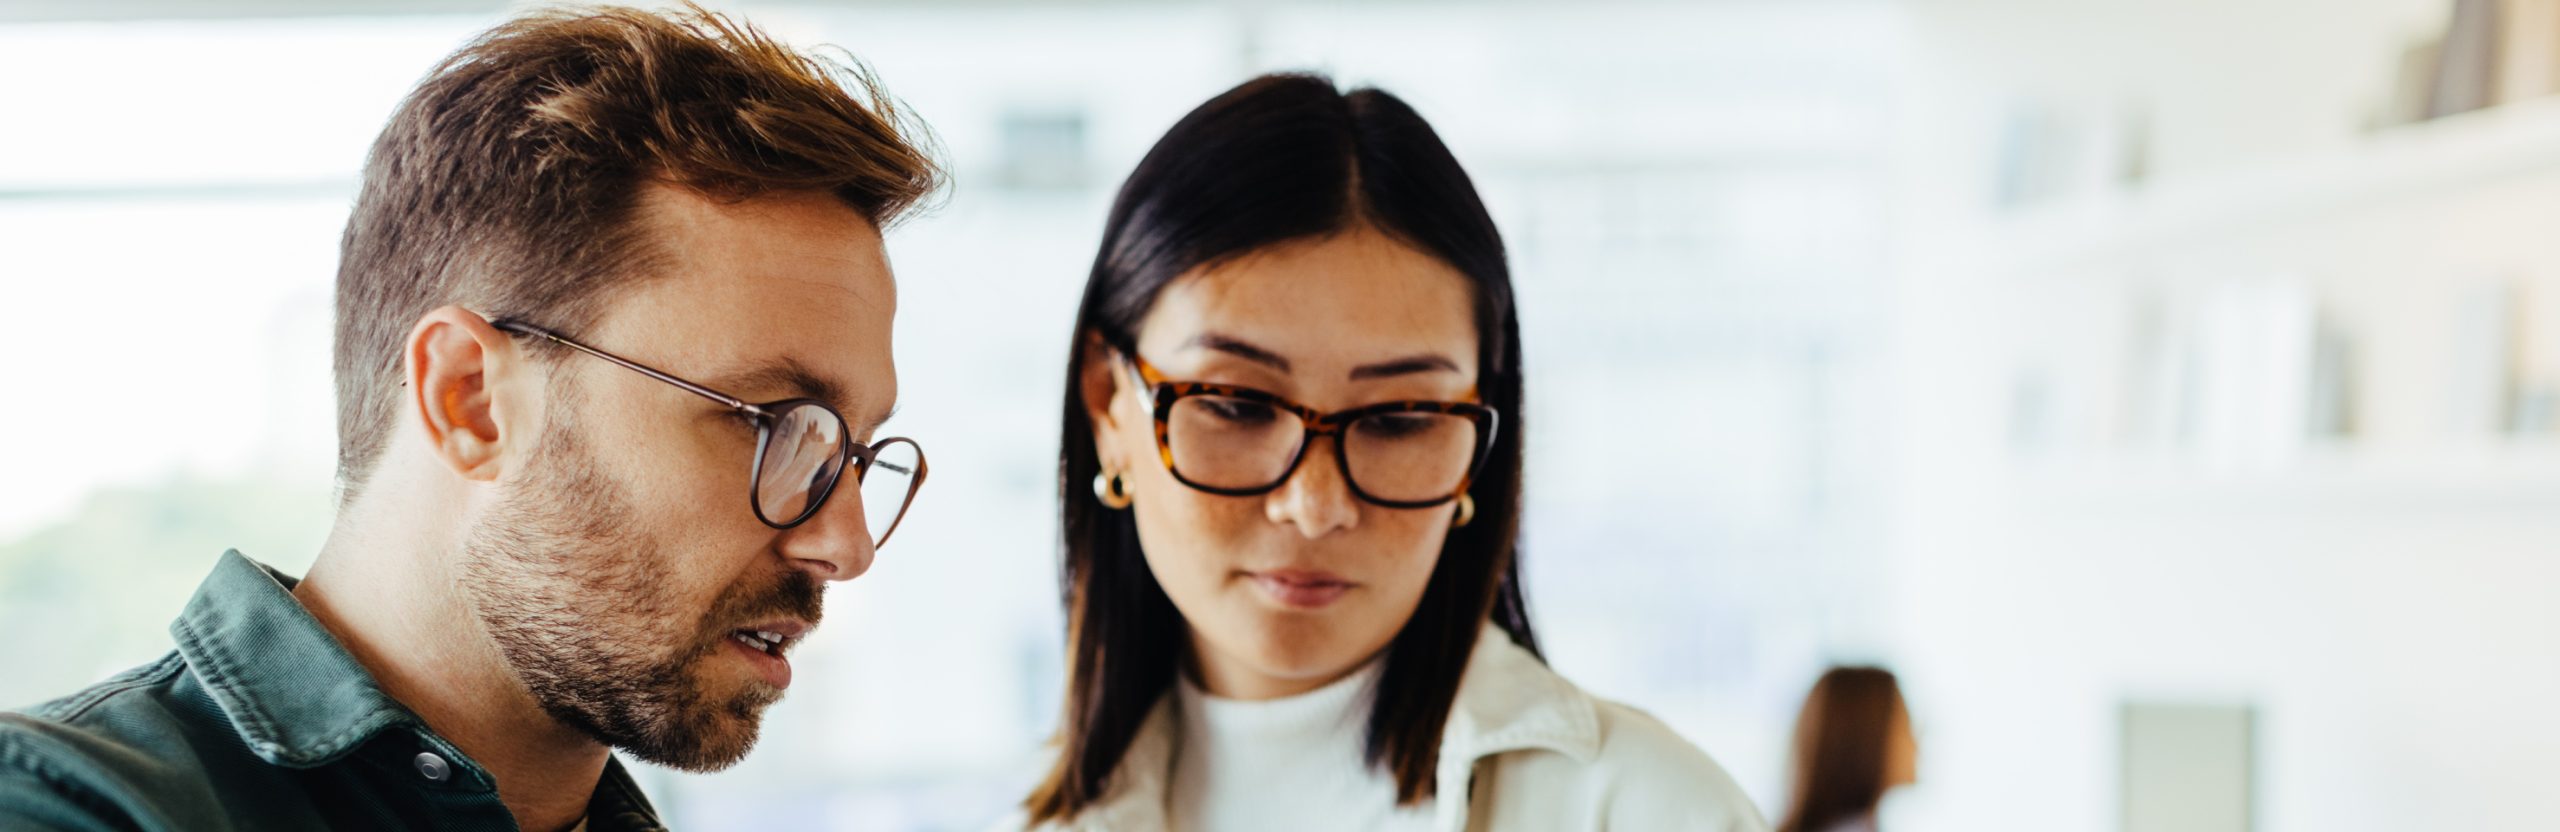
[1184,636,1383,700]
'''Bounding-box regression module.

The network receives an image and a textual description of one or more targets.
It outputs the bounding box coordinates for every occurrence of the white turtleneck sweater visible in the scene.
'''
[1167,659,1436,832]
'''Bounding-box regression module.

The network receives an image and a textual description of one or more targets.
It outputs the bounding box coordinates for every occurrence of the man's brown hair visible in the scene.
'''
[332,3,940,500]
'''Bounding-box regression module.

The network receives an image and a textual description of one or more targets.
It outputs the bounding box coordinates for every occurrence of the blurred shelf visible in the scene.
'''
[1978,96,2560,275]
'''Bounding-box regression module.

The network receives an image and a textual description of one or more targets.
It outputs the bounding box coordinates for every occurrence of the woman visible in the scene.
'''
[1776,667,1918,832]
[1017,73,1765,831]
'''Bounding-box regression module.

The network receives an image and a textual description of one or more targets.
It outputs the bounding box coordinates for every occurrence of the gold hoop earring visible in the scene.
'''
[1093,470,1134,510]
[1451,493,1475,529]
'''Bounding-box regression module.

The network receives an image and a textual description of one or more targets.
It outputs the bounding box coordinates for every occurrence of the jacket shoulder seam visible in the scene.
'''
[0,717,150,829]
[27,652,186,724]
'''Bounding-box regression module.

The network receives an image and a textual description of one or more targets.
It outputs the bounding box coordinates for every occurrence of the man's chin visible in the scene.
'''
[577,661,783,773]
[608,692,776,773]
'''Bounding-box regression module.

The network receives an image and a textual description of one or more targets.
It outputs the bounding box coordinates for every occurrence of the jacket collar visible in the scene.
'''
[168,549,421,768]
[1428,623,1598,830]
[1058,691,1178,831]
[1062,622,1597,830]
[168,550,668,830]
[1440,623,1600,765]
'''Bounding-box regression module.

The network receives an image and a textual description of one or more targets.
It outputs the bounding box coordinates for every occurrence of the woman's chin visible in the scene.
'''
[1196,618,1385,694]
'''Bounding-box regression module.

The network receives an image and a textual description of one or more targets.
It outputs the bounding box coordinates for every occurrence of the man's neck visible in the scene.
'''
[293,504,607,832]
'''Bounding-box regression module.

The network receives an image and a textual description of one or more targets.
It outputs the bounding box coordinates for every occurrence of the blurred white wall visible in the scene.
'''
[1891,1,2560,830]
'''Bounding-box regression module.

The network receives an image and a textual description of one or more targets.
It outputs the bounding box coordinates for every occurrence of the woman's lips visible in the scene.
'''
[1244,569,1357,610]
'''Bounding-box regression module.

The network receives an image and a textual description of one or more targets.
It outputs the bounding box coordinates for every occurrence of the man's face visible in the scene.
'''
[457,184,898,771]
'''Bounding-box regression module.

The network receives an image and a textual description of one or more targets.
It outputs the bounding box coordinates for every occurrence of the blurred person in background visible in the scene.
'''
[0,5,938,831]
[1014,73,1766,832]
[1777,666,1918,832]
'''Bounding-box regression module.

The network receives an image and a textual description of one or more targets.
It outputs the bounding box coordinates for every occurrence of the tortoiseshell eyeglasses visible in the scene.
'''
[1123,353,1497,508]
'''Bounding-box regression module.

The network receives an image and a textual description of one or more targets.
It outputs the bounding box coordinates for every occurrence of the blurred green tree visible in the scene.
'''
[0,474,331,709]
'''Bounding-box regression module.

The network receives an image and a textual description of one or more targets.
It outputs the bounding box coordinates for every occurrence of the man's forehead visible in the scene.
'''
[588,185,900,423]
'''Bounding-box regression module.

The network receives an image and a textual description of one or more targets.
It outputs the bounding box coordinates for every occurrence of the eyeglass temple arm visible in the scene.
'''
[490,320,758,414]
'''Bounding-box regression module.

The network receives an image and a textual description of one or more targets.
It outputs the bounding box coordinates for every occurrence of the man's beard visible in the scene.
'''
[457,411,822,772]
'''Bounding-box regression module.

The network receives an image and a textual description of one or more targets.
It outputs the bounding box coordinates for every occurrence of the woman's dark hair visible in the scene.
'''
[1778,666,1910,832]
[1024,72,1539,822]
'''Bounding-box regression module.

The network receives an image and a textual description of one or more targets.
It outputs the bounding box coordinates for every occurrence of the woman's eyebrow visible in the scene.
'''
[1350,354,1460,380]
[1184,333,1291,372]
[1184,332,1460,379]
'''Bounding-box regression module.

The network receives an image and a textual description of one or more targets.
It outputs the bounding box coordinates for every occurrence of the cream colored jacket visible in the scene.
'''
[1021,625,1770,832]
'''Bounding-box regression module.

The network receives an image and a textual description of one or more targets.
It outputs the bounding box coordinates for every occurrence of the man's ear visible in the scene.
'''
[402,306,524,482]
[1078,330,1131,465]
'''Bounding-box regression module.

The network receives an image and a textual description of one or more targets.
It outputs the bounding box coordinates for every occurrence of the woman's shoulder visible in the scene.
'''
[1598,697,1756,780]
[1582,697,1767,829]
[1455,632,1768,830]
[1466,690,1769,830]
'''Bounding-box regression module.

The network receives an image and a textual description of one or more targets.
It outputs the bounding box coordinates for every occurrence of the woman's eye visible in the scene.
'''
[1357,413,1435,439]
[1202,397,1278,425]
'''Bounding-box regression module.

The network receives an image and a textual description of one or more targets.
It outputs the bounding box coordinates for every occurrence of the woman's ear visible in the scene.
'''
[1078,330,1130,465]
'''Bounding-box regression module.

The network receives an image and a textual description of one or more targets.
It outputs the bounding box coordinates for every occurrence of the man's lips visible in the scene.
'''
[1243,569,1358,609]
[723,618,812,689]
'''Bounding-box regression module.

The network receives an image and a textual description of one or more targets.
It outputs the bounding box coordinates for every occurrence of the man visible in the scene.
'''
[0,5,940,830]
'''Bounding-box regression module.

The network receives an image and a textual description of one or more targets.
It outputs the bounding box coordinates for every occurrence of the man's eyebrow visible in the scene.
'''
[860,403,900,437]
[707,358,855,416]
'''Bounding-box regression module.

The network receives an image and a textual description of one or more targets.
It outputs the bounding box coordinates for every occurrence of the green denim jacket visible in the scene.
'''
[0,550,666,831]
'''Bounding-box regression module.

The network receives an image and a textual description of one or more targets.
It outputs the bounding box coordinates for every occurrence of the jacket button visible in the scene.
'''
[413,751,451,782]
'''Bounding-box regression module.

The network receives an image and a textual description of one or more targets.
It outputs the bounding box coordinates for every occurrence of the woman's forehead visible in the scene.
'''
[1137,231,1479,375]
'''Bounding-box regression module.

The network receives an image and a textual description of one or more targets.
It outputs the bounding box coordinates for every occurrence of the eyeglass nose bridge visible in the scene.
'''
[1250,408,1453,502]
[1131,360,1488,508]
[1300,413,1354,439]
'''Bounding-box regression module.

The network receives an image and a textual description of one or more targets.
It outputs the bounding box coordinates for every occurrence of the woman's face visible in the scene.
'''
[1085,225,1481,700]
[1886,699,1919,787]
